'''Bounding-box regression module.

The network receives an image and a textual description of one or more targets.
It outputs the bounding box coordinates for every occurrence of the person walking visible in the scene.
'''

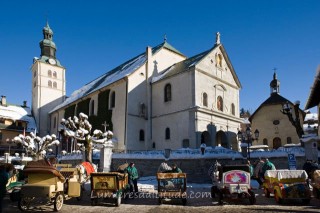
[253,158,265,188]
[0,164,9,213]
[126,162,139,196]
[247,160,254,178]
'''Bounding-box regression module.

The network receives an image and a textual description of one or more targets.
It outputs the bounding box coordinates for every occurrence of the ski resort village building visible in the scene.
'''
[31,23,243,152]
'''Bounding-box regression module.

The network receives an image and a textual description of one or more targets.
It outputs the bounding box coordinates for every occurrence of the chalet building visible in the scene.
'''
[0,96,36,155]
[305,66,320,149]
[31,23,243,152]
[249,73,305,149]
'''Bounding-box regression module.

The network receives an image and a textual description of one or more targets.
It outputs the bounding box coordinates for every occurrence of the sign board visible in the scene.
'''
[287,153,297,170]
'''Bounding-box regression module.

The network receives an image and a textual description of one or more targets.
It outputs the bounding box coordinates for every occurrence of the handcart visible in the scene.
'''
[156,172,187,205]
[215,165,256,205]
[263,170,311,204]
[18,160,83,212]
[90,172,130,207]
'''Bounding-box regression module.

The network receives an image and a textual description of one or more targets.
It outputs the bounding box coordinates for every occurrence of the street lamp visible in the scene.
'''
[237,127,259,160]
[280,101,304,138]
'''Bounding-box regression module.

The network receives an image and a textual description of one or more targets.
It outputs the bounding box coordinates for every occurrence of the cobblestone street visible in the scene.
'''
[4,186,320,213]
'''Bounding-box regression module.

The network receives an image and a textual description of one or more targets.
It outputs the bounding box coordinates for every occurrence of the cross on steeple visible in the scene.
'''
[164,34,167,42]
[273,67,277,72]
[101,121,109,132]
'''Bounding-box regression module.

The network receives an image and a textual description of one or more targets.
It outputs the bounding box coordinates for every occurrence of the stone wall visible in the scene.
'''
[60,156,306,183]
[110,156,306,183]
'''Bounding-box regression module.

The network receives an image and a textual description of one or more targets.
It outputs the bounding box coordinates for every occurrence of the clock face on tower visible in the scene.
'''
[48,58,56,65]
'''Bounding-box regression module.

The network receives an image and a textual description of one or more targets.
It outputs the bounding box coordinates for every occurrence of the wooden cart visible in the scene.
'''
[156,172,187,205]
[90,172,130,207]
[263,170,311,204]
[18,160,83,212]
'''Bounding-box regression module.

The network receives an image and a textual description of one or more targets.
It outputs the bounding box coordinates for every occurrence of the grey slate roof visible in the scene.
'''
[50,41,185,112]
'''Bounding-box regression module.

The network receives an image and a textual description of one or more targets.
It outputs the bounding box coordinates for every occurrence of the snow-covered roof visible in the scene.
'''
[304,113,318,122]
[0,104,36,132]
[51,41,184,112]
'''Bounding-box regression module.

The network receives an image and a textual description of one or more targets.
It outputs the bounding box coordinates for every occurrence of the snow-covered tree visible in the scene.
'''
[13,132,60,160]
[60,112,113,163]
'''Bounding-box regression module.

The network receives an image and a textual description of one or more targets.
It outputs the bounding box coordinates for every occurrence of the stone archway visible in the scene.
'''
[273,137,281,149]
[201,131,211,146]
[216,130,228,148]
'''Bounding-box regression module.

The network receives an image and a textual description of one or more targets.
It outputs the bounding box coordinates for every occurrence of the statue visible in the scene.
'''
[216,32,221,45]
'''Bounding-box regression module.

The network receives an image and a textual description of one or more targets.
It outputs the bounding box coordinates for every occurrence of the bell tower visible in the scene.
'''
[31,22,66,136]
[270,71,280,95]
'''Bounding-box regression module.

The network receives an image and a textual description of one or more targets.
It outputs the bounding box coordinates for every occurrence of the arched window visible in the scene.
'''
[263,138,268,145]
[139,130,145,141]
[217,96,223,111]
[34,71,37,78]
[203,93,208,107]
[53,82,57,88]
[231,103,235,115]
[110,91,115,108]
[48,80,52,87]
[165,127,170,140]
[287,137,292,144]
[89,100,95,116]
[53,71,57,78]
[48,70,52,77]
[164,84,172,102]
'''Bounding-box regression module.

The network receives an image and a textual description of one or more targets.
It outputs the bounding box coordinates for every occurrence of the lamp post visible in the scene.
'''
[237,127,259,160]
[280,101,304,138]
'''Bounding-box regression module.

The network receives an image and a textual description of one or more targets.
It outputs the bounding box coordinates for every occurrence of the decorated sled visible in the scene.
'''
[263,170,311,204]
[216,165,256,205]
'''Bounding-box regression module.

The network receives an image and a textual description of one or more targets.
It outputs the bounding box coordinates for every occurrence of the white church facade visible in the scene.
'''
[32,24,243,152]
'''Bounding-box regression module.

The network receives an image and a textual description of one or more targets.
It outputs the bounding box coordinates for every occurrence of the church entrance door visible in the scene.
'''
[273,137,281,149]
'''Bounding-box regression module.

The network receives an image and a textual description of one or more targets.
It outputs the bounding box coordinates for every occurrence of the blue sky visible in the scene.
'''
[1,0,319,113]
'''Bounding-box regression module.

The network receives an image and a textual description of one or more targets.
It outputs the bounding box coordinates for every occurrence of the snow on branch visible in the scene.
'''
[13,132,60,160]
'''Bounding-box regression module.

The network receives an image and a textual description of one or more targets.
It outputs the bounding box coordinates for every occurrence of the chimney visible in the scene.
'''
[1,96,7,106]
[23,101,27,107]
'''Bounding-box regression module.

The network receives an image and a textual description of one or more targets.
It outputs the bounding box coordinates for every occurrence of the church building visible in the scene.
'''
[249,73,305,149]
[32,23,243,152]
